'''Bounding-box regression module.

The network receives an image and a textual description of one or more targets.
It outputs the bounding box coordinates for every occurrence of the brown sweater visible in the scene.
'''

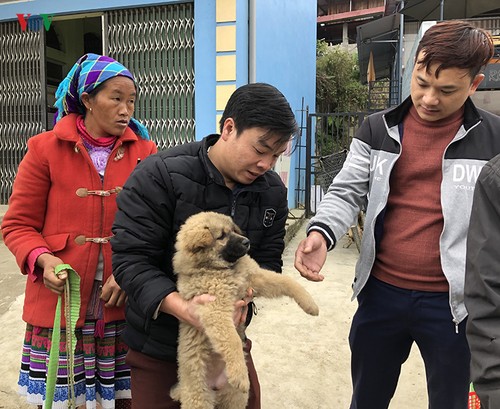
[371,106,464,292]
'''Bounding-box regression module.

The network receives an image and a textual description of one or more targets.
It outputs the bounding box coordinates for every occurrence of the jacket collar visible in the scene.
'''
[53,113,140,144]
[384,96,482,130]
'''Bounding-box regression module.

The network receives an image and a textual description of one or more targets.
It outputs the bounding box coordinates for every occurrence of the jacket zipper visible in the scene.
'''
[231,195,237,217]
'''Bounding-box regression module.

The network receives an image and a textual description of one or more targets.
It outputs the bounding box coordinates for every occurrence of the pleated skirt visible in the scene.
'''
[18,320,131,409]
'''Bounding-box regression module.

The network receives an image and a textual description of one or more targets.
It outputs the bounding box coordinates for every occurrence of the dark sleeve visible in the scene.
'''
[111,154,176,322]
[465,158,500,408]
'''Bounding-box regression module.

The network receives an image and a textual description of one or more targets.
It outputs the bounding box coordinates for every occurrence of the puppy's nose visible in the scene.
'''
[242,237,250,249]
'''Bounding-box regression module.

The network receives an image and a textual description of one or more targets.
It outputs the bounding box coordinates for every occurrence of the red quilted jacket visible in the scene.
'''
[1,113,157,328]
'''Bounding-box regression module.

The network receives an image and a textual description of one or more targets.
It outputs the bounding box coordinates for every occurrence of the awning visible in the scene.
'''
[400,0,500,21]
[357,14,400,84]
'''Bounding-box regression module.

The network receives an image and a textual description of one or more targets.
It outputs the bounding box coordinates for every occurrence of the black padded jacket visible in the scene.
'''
[465,153,500,408]
[111,134,288,361]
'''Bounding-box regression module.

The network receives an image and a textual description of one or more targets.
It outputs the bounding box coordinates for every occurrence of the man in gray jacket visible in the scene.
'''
[465,153,500,409]
[295,20,500,409]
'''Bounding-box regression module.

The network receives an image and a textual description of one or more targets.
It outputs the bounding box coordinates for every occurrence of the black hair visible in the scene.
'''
[219,83,299,145]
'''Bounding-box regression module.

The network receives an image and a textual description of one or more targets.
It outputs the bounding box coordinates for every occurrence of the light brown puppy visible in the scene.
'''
[170,211,319,409]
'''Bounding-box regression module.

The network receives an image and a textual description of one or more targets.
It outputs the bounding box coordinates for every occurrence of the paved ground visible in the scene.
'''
[0,206,427,408]
[0,205,31,408]
[248,221,427,409]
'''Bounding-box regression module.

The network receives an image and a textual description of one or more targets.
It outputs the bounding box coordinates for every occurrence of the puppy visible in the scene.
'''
[170,211,319,409]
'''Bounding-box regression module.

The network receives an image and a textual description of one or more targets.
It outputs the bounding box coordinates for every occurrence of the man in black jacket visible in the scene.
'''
[111,83,298,409]
[465,153,500,409]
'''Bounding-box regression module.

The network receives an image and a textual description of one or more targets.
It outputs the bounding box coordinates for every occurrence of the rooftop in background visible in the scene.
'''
[317,0,500,108]
[317,0,500,46]
[396,0,500,22]
[317,0,386,45]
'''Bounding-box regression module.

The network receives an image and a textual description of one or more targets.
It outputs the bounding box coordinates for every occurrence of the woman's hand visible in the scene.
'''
[101,274,127,308]
[38,253,67,295]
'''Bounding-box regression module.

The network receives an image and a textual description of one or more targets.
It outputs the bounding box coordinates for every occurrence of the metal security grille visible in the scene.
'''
[0,20,45,204]
[105,3,195,150]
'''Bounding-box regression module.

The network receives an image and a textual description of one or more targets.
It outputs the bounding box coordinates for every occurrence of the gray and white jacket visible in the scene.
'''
[308,96,500,326]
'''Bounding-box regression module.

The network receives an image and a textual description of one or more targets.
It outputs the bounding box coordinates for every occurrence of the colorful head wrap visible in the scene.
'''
[53,53,150,140]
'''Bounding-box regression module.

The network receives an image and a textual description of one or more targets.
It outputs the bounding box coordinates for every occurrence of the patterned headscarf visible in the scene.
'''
[53,53,150,140]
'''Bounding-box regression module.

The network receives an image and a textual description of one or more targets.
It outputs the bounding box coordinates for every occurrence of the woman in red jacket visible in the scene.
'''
[1,53,157,409]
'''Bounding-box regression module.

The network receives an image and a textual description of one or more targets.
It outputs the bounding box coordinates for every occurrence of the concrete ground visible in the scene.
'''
[0,206,427,408]
[248,221,427,409]
[0,205,32,408]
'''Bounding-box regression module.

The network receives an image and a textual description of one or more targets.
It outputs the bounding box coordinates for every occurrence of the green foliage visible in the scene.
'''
[316,40,368,113]
[315,115,352,154]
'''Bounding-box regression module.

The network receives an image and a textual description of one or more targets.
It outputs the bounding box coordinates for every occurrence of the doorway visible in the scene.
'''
[45,15,103,129]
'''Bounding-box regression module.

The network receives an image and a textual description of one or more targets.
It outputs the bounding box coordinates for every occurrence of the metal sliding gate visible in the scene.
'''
[0,3,195,204]
[105,3,195,150]
[0,20,45,204]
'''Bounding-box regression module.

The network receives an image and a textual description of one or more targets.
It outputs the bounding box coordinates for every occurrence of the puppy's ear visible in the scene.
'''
[187,226,214,253]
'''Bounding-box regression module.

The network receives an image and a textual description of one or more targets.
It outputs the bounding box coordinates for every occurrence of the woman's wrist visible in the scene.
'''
[36,252,56,269]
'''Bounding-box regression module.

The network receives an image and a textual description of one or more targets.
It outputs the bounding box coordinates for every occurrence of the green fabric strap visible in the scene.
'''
[45,264,81,409]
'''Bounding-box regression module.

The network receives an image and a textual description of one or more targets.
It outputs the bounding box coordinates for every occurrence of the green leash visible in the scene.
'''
[45,264,81,409]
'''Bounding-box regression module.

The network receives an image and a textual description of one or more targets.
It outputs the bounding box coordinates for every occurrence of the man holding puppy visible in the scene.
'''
[111,83,298,408]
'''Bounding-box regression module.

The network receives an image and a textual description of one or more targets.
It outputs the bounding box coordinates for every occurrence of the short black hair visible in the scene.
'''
[219,83,299,146]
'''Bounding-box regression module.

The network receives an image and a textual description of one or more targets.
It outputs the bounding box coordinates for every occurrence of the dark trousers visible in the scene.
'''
[126,338,260,409]
[349,276,470,409]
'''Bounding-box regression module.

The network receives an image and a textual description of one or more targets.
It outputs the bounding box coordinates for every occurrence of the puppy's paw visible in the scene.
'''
[170,383,181,401]
[301,300,319,316]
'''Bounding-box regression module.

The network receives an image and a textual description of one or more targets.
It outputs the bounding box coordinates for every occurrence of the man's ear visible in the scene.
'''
[469,73,485,95]
[220,118,236,141]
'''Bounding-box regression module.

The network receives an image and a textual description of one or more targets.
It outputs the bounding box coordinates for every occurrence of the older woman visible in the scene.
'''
[1,53,157,409]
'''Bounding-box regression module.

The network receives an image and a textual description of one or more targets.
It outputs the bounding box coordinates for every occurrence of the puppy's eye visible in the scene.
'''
[217,232,226,240]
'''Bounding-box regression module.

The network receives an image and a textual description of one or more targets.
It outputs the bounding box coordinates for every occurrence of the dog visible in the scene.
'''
[170,211,319,409]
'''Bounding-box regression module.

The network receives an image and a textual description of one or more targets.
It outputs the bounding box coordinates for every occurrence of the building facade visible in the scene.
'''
[0,0,317,206]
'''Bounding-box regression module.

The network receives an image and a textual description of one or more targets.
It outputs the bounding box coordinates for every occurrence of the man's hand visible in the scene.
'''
[160,292,216,330]
[294,231,328,282]
[233,287,254,327]
[101,274,127,308]
[161,287,255,330]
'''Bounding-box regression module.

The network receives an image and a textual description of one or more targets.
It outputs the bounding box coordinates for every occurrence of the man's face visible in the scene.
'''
[410,51,484,122]
[218,119,289,188]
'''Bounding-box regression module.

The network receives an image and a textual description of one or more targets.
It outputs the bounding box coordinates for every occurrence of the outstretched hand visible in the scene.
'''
[294,231,328,282]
